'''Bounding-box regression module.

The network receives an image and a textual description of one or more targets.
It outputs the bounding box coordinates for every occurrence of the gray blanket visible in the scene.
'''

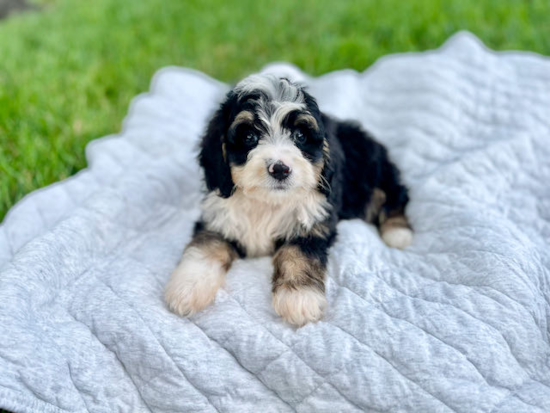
[1,32,549,413]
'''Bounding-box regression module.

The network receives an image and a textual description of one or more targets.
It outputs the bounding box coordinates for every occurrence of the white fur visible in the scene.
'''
[257,102,306,140]
[232,138,319,195]
[202,189,329,257]
[382,227,413,249]
[234,74,305,104]
[272,287,327,326]
[165,247,226,316]
[234,75,307,144]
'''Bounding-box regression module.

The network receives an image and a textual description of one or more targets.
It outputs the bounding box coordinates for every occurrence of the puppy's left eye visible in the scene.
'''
[244,132,258,146]
[293,130,307,144]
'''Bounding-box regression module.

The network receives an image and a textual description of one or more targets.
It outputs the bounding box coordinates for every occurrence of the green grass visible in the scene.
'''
[1,0,550,221]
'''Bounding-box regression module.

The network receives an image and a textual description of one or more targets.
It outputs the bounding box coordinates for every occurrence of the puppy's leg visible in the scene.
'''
[377,159,413,249]
[336,120,412,249]
[271,238,329,326]
[165,229,238,316]
[379,210,412,250]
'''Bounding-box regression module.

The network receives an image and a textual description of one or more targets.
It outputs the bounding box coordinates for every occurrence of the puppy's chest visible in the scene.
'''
[202,191,328,257]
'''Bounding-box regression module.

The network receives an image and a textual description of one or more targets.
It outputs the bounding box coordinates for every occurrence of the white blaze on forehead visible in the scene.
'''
[234,74,308,140]
[258,102,305,144]
[234,74,306,104]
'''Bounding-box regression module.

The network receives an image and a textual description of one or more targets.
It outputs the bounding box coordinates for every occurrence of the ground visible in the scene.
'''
[0,0,549,222]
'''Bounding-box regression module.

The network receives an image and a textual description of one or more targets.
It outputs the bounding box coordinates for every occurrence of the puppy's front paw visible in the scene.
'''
[272,286,327,326]
[165,247,226,316]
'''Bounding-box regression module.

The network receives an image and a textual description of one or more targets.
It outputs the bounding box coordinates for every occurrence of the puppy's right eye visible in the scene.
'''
[293,130,307,145]
[244,132,258,146]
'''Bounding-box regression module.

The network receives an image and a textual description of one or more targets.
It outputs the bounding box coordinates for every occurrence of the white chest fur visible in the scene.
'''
[201,189,329,257]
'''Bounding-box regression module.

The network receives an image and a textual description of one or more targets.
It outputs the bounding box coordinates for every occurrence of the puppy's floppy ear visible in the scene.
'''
[199,93,235,198]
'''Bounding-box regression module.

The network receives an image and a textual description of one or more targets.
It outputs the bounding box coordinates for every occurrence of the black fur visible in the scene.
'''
[324,116,409,222]
[193,221,246,258]
[198,91,237,198]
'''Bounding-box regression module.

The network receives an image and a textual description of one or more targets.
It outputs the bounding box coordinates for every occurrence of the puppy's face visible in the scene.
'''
[200,75,328,204]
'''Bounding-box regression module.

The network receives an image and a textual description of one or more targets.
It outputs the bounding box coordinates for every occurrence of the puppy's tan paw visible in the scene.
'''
[380,215,413,249]
[272,287,327,326]
[165,247,226,316]
[381,227,413,249]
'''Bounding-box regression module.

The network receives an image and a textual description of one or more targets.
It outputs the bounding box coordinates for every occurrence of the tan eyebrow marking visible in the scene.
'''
[295,113,318,131]
[229,111,255,131]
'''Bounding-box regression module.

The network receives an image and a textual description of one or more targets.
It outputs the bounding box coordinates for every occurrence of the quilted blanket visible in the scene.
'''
[1,32,549,413]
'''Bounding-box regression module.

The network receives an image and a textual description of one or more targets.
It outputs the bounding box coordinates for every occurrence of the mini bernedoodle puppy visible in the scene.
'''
[165,74,412,326]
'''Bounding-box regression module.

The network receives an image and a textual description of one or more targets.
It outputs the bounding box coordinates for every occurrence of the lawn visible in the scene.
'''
[1,0,549,221]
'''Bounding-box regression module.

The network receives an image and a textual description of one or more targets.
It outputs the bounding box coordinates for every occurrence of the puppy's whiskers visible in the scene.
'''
[318,173,331,193]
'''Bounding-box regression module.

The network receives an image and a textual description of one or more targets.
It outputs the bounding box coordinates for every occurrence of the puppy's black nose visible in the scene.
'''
[268,161,292,180]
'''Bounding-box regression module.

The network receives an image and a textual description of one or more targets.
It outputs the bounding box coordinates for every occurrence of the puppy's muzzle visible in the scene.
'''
[268,160,292,181]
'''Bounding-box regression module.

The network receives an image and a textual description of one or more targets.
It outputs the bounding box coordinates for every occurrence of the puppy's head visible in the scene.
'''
[199,74,328,204]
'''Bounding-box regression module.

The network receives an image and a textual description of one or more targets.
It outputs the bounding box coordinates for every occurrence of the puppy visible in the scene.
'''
[165,74,412,326]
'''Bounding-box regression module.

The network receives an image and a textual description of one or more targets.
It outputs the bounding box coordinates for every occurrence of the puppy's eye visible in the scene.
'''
[244,132,258,146]
[293,130,307,144]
